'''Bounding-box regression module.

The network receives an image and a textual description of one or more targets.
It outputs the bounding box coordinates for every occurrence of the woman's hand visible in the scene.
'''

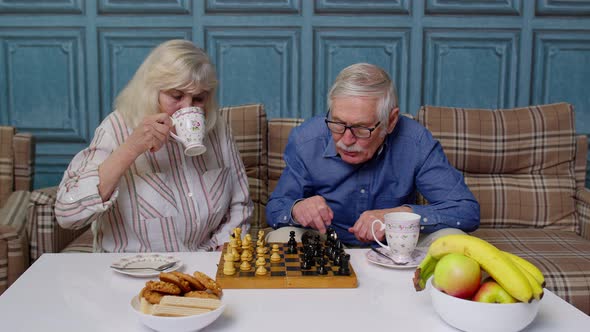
[126,113,173,157]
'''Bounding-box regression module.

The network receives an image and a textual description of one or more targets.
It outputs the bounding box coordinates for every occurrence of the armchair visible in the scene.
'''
[0,126,33,294]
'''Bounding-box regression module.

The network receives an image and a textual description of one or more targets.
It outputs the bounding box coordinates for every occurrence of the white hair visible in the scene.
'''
[327,63,398,131]
[115,39,219,131]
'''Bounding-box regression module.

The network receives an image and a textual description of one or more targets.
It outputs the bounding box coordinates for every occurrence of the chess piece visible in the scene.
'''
[255,255,266,267]
[231,247,240,262]
[240,259,251,271]
[317,257,328,275]
[241,249,252,262]
[338,253,351,276]
[256,245,266,255]
[223,253,236,275]
[286,230,297,254]
[255,264,267,276]
[270,244,281,262]
[257,230,265,247]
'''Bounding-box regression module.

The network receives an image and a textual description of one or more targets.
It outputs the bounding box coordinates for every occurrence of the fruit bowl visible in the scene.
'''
[429,279,541,332]
[130,295,226,332]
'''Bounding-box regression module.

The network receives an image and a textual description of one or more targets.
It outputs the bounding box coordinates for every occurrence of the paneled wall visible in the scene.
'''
[1,0,589,188]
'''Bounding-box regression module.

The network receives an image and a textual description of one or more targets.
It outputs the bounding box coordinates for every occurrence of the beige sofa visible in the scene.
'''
[10,103,590,315]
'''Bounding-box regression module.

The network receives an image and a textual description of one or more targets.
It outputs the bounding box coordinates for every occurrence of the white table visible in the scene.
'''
[0,250,587,331]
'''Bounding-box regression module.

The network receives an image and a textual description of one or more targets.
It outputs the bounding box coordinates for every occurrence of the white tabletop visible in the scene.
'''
[0,250,587,332]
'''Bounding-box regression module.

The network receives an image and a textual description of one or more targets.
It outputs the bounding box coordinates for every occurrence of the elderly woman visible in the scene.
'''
[55,40,252,252]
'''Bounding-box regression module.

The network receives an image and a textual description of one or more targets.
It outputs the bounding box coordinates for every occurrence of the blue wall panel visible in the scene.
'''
[0,0,589,188]
[424,29,518,109]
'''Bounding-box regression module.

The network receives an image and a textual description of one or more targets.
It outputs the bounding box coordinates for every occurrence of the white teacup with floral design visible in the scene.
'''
[170,107,206,156]
[371,212,421,264]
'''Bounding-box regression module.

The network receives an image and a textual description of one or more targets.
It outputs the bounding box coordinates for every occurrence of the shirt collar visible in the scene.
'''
[323,137,339,158]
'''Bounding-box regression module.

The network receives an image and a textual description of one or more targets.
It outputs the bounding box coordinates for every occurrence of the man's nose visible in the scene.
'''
[340,128,357,145]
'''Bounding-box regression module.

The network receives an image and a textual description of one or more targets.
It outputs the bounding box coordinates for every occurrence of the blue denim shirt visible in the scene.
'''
[265,115,480,246]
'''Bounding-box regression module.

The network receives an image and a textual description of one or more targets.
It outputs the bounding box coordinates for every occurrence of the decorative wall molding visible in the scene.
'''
[314,28,409,117]
[0,0,83,14]
[98,0,190,15]
[532,31,590,132]
[423,29,519,109]
[206,28,300,118]
[206,0,300,14]
[0,28,87,143]
[426,0,521,15]
[98,29,191,119]
[535,0,590,16]
[314,0,409,14]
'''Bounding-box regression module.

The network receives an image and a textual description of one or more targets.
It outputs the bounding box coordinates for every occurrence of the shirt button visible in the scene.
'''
[68,196,75,202]
[420,226,424,230]
[283,216,287,221]
[187,192,193,197]
[456,222,461,226]
[424,218,428,222]
[360,189,366,194]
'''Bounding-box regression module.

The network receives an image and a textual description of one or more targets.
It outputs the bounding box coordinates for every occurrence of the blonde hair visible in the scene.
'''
[328,63,398,128]
[115,39,219,131]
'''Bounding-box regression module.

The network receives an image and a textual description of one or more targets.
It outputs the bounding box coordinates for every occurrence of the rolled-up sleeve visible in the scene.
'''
[55,126,119,230]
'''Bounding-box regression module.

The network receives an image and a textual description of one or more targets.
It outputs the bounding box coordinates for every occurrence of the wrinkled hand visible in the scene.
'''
[348,206,413,242]
[291,196,333,234]
[126,113,173,156]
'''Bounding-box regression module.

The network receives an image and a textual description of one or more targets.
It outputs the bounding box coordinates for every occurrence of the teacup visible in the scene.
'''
[170,107,206,156]
[371,212,421,264]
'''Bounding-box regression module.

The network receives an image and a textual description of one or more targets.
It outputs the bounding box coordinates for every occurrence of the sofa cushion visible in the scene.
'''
[268,118,304,193]
[0,126,15,207]
[418,103,578,231]
[219,104,268,231]
[474,228,590,314]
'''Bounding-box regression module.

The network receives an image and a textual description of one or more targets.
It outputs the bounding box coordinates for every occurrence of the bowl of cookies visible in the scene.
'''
[131,271,225,332]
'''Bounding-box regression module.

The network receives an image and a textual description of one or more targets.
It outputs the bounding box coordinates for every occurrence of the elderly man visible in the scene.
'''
[266,63,479,246]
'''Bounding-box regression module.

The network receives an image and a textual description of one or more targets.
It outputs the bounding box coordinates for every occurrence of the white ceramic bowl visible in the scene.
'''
[130,296,226,332]
[429,280,541,332]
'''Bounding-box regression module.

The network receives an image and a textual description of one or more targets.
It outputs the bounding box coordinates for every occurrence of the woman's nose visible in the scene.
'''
[179,96,192,109]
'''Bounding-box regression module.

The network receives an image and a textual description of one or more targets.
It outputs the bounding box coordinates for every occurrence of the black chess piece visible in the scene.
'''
[333,251,342,266]
[326,226,338,245]
[338,253,351,276]
[286,231,297,254]
[301,231,315,246]
[317,257,328,275]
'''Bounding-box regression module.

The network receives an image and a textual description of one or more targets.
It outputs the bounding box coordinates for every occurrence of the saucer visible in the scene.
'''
[366,247,427,269]
[110,254,182,277]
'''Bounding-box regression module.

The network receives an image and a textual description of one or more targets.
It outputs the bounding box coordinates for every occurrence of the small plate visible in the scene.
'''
[366,247,427,269]
[110,254,182,277]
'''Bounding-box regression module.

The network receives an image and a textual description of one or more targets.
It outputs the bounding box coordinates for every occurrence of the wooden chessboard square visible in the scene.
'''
[240,271,255,277]
[270,271,286,277]
[286,266,300,271]
[284,258,298,263]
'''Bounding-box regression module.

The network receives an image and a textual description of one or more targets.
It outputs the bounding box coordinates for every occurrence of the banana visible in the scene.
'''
[501,252,544,301]
[413,253,438,291]
[426,234,533,303]
[502,251,545,288]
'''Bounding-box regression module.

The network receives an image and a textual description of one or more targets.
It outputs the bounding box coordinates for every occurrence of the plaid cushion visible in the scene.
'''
[575,135,588,190]
[13,133,34,191]
[268,118,304,194]
[576,189,590,241]
[474,228,590,314]
[219,104,268,233]
[26,186,89,262]
[418,103,578,231]
[0,126,15,208]
[0,190,30,295]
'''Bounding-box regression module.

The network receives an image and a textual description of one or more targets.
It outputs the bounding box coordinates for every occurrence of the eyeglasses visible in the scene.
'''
[324,111,381,138]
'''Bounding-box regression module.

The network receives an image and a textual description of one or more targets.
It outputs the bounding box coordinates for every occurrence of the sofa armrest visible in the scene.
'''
[575,188,590,240]
[26,186,90,262]
[0,190,31,294]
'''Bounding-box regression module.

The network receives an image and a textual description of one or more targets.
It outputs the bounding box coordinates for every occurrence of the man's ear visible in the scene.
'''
[387,107,400,134]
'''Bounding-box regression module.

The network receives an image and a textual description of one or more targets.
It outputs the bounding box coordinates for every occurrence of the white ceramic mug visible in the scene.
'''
[371,212,421,263]
[170,107,206,156]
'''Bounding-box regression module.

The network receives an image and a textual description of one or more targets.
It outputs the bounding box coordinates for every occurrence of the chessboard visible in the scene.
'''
[215,242,358,289]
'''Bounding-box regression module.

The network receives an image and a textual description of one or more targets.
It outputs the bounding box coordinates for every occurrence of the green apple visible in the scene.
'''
[473,279,518,303]
[433,253,481,299]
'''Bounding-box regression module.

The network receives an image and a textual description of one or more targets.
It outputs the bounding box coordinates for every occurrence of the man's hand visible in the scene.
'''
[348,206,413,242]
[291,196,334,234]
[126,113,173,156]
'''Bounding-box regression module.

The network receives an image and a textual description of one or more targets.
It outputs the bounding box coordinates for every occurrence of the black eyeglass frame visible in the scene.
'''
[324,110,381,139]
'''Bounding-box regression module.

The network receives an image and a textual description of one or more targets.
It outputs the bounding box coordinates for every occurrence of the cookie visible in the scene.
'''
[171,271,206,291]
[193,271,223,297]
[145,280,182,295]
[159,272,191,293]
[184,290,219,299]
[140,287,164,304]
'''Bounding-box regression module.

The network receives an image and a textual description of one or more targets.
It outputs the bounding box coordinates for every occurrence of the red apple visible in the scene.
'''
[433,253,481,299]
[473,279,517,303]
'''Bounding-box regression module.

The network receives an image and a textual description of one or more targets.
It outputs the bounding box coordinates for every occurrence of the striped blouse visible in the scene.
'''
[55,111,253,252]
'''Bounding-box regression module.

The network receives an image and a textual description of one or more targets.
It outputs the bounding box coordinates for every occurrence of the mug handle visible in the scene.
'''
[371,219,389,251]
[169,117,186,145]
